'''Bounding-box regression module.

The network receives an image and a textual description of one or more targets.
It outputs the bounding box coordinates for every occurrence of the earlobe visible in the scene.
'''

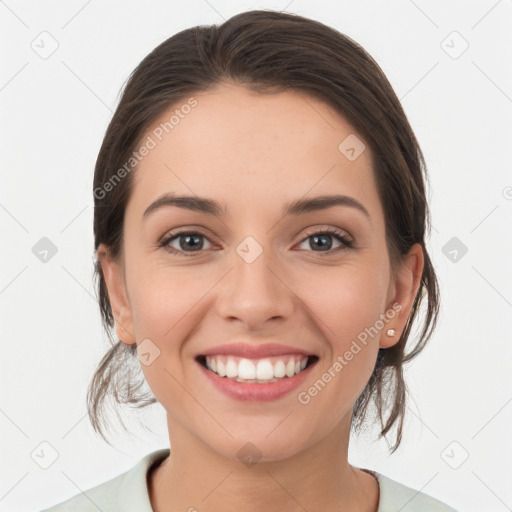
[96,243,136,345]
[380,243,424,349]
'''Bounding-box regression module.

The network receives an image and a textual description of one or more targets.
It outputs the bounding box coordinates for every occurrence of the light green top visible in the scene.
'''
[39,448,458,512]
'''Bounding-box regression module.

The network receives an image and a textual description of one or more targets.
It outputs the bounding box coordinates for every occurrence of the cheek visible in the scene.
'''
[128,263,208,340]
[295,278,382,427]
[128,268,206,406]
[293,264,386,398]
[298,261,389,344]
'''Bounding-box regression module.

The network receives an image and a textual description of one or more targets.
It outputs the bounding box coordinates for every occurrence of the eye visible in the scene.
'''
[158,227,355,257]
[159,231,214,256]
[296,227,355,254]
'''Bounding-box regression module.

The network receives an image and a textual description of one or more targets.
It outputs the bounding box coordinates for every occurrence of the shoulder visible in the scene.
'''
[38,448,170,512]
[371,471,458,512]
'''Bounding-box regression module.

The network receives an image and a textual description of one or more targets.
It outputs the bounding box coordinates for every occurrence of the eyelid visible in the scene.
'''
[300,225,353,242]
[297,226,355,252]
[157,226,214,245]
[158,225,355,256]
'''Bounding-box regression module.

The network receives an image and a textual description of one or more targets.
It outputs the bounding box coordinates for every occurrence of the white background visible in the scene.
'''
[1,1,511,511]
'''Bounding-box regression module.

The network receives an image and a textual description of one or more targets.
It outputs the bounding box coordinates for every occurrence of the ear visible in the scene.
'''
[380,242,424,349]
[96,243,136,345]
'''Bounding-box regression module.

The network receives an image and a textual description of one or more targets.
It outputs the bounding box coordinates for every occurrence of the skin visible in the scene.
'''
[98,82,424,512]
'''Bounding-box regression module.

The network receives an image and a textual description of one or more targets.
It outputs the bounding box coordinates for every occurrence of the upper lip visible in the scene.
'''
[198,342,316,359]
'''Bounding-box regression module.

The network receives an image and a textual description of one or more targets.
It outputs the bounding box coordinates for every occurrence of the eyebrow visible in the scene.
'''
[142,192,371,222]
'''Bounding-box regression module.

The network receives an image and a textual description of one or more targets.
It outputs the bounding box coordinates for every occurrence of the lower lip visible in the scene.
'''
[197,359,317,402]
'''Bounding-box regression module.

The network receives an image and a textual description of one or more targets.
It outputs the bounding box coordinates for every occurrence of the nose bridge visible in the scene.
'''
[216,234,293,327]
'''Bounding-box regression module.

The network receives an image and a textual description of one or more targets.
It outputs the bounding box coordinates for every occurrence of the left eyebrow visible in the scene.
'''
[282,194,371,224]
[142,192,371,224]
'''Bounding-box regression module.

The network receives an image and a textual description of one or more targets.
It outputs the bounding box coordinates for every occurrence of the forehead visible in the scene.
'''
[128,83,383,225]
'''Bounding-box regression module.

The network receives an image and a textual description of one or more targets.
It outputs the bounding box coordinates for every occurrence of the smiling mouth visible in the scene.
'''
[195,354,319,383]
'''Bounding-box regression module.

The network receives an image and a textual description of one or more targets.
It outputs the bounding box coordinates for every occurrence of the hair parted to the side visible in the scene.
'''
[88,9,440,453]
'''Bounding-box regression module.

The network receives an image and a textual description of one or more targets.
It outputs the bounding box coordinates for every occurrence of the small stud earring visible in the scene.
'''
[386,328,396,337]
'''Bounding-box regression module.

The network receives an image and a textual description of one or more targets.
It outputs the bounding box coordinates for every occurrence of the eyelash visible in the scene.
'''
[158,227,355,257]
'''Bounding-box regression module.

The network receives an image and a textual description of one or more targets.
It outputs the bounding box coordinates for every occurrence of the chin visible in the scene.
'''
[203,429,310,466]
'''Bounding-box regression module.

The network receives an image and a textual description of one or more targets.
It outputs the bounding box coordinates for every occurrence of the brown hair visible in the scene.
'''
[88,9,439,453]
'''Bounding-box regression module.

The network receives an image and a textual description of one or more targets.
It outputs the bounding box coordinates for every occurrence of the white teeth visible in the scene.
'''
[256,360,273,380]
[216,360,226,377]
[225,358,238,378]
[238,359,256,379]
[204,355,310,381]
[273,360,286,378]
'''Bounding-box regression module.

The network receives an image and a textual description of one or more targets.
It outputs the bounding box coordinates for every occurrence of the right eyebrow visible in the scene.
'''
[143,193,227,220]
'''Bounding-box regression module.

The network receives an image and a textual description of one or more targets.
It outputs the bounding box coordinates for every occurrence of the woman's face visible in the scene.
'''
[99,82,421,462]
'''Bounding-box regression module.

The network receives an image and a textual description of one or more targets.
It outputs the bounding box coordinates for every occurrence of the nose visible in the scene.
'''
[215,242,295,330]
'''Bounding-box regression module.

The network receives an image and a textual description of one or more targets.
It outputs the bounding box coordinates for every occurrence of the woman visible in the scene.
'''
[41,9,457,512]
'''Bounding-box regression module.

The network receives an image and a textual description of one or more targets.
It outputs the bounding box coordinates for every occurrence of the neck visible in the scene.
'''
[148,416,379,512]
